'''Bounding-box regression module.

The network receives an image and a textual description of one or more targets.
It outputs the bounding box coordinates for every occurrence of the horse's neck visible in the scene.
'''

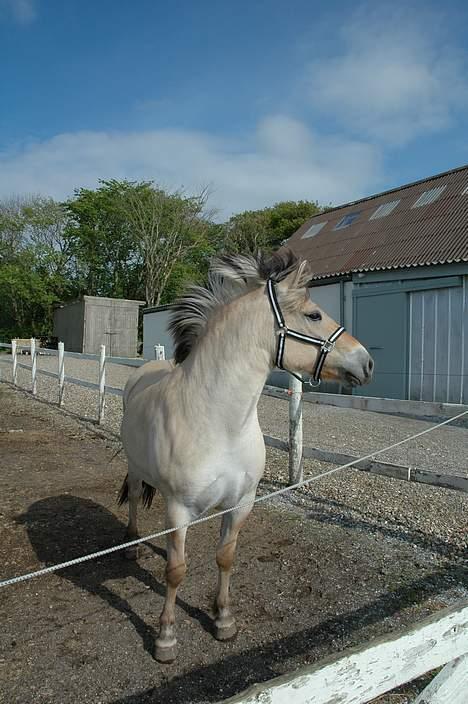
[182,290,274,428]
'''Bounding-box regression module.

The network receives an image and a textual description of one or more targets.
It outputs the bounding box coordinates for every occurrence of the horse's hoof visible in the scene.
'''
[214,621,238,641]
[154,641,177,664]
[124,545,140,560]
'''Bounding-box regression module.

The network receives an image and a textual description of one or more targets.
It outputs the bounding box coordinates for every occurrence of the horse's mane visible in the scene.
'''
[168,250,310,364]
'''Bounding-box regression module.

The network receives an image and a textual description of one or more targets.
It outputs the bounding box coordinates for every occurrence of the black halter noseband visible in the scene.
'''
[267,278,345,386]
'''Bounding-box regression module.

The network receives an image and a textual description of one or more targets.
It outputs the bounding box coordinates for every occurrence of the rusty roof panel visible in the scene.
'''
[287,165,468,279]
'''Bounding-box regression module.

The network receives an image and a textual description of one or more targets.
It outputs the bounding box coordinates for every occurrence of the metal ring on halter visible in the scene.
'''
[306,378,321,387]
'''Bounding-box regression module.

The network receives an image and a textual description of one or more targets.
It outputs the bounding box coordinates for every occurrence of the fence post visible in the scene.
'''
[11,340,17,386]
[288,374,303,484]
[154,344,166,361]
[58,342,65,407]
[98,344,106,424]
[30,337,37,395]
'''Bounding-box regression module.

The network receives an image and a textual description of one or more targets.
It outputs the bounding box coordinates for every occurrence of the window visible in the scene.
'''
[369,199,400,220]
[334,211,361,230]
[462,185,468,195]
[412,185,446,208]
[301,221,327,239]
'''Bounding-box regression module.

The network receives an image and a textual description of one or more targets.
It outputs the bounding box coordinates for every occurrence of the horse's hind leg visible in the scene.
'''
[214,502,252,641]
[155,502,188,663]
[124,472,142,560]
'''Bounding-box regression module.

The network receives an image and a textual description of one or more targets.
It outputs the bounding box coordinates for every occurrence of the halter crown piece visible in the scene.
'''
[266,278,345,387]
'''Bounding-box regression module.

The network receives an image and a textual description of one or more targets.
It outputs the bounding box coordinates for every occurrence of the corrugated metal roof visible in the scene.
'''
[286,164,468,280]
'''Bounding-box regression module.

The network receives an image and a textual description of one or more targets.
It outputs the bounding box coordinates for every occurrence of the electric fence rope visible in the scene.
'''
[1,408,467,589]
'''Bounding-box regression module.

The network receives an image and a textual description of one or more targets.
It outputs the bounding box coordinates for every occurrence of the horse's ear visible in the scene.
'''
[278,259,309,291]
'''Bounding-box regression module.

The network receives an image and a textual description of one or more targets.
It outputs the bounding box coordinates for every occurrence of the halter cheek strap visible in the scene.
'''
[267,279,345,386]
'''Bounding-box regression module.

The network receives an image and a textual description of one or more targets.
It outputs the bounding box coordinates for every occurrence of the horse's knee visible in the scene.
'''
[216,540,236,572]
[166,561,186,588]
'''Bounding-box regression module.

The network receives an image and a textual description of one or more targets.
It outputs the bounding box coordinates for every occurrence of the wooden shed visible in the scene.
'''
[53,296,145,357]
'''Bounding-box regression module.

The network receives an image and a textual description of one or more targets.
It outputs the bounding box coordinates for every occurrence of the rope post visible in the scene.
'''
[154,344,165,360]
[30,337,37,395]
[288,373,303,485]
[98,344,106,424]
[11,340,17,386]
[58,342,65,407]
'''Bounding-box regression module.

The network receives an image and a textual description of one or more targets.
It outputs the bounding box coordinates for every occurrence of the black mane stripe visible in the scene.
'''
[168,250,309,364]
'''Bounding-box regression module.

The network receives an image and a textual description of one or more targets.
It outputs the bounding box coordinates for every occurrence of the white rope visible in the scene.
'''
[1,408,467,589]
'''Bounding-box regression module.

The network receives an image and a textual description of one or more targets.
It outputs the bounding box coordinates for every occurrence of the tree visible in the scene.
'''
[222,200,322,254]
[0,195,31,262]
[64,181,141,299]
[122,181,214,306]
[23,197,73,299]
[0,195,72,340]
[0,253,58,339]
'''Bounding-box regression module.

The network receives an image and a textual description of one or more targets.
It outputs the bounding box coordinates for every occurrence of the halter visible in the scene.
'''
[266,279,345,386]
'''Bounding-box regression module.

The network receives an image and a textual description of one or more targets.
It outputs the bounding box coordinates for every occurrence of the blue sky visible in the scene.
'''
[1,0,468,217]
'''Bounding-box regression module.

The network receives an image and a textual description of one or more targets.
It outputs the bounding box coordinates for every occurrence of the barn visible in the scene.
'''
[286,164,468,403]
[53,295,145,357]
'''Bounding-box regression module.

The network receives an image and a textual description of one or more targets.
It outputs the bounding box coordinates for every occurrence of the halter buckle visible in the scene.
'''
[322,339,335,353]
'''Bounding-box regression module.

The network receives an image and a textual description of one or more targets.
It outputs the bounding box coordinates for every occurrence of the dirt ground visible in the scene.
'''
[0,385,467,704]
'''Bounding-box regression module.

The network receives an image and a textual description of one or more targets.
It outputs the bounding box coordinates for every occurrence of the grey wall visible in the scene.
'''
[143,307,174,360]
[53,301,84,352]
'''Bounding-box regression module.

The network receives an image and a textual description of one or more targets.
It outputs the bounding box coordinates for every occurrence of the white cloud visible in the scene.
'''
[0,116,382,217]
[305,6,468,144]
[1,0,36,23]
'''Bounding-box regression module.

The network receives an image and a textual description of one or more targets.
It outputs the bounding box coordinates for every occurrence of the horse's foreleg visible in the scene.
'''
[124,473,142,560]
[214,503,252,641]
[155,504,188,663]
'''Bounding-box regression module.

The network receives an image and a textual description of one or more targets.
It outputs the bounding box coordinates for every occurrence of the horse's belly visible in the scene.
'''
[184,469,256,515]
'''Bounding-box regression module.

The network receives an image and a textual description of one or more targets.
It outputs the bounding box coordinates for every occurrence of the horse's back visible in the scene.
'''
[123,359,175,409]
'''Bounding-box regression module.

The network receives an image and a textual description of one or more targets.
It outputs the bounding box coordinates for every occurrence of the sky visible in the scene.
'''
[1,0,468,218]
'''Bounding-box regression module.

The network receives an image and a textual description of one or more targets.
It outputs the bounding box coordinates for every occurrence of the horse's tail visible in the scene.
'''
[118,474,129,505]
[118,474,157,509]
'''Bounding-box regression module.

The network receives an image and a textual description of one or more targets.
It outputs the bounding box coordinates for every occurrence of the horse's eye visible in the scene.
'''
[307,311,322,321]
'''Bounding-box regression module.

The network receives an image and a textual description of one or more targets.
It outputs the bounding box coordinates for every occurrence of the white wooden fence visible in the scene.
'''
[1,338,467,493]
[0,338,149,423]
[220,599,468,704]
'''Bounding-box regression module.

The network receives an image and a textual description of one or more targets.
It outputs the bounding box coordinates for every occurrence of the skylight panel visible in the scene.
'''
[334,211,361,230]
[412,185,446,208]
[369,199,400,220]
[301,222,327,239]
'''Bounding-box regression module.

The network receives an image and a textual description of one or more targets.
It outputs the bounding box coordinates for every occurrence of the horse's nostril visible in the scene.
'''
[368,357,374,373]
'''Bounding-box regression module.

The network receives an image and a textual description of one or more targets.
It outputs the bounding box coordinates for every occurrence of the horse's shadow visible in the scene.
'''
[18,495,213,656]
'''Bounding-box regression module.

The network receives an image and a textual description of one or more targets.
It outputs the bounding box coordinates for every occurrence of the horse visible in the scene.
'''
[119,250,373,663]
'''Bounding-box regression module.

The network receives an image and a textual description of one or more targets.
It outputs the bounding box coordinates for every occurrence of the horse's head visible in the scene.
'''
[271,260,373,388]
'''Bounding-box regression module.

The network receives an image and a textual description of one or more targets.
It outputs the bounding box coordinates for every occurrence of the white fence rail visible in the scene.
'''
[220,599,468,704]
[0,339,150,424]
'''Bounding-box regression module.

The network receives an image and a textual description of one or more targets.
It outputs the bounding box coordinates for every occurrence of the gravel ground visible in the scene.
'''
[1,353,466,477]
[0,384,467,704]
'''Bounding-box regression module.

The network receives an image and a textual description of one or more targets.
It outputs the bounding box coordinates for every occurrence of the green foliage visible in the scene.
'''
[65,180,140,299]
[222,200,321,254]
[0,196,72,340]
[0,255,58,339]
